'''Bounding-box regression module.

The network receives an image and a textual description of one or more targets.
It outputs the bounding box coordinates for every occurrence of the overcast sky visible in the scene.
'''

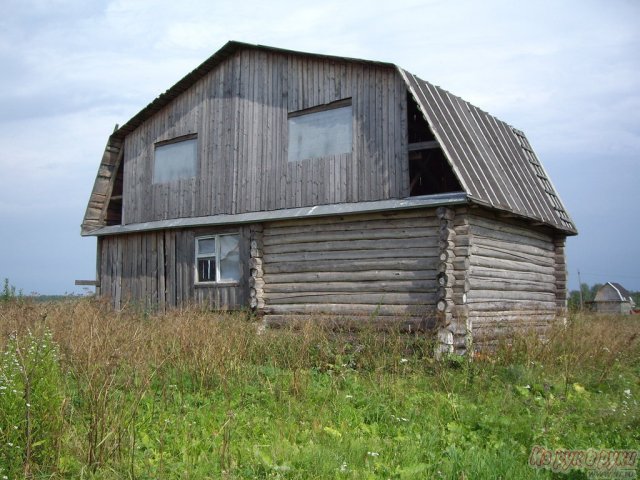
[0,0,638,295]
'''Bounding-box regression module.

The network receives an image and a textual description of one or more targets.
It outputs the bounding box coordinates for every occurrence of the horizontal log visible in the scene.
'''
[468,214,553,242]
[250,267,263,278]
[263,269,438,284]
[439,225,455,239]
[249,256,263,266]
[250,287,264,298]
[248,277,265,288]
[454,224,470,236]
[470,255,555,275]
[263,257,439,275]
[452,257,470,271]
[264,292,437,305]
[436,299,449,311]
[452,293,467,304]
[437,272,455,287]
[468,278,555,293]
[470,245,556,269]
[263,226,440,246]
[469,309,558,318]
[465,300,557,311]
[263,246,439,264]
[468,266,555,283]
[267,209,438,230]
[471,236,556,259]
[263,303,436,316]
[263,236,439,255]
[467,290,556,302]
[264,279,438,294]
[439,249,453,262]
[454,235,471,247]
[439,240,455,250]
[470,224,553,251]
[453,281,470,294]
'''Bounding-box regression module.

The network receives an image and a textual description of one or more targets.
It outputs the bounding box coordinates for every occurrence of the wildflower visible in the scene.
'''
[345,394,353,399]
[339,462,348,472]
[623,389,632,398]
[367,451,379,457]
[400,358,408,363]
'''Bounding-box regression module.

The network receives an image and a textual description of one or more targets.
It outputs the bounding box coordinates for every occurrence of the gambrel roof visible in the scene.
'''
[82,41,576,235]
[595,282,635,304]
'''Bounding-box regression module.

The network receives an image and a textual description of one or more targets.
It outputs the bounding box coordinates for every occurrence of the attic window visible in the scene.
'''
[153,135,197,183]
[288,99,352,162]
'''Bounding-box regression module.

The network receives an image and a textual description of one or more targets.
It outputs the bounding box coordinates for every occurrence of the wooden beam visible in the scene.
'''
[75,280,100,286]
[408,140,439,151]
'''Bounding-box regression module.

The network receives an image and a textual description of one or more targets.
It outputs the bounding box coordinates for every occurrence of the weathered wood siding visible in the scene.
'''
[122,50,409,224]
[461,211,562,345]
[98,227,251,310]
[258,209,441,324]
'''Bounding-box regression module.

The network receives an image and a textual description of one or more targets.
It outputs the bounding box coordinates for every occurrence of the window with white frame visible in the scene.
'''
[287,99,352,162]
[153,135,198,183]
[195,234,241,284]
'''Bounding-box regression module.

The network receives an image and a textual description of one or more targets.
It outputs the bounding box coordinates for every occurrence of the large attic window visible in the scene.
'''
[407,92,461,196]
[288,99,352,162]
[153,135,198,184]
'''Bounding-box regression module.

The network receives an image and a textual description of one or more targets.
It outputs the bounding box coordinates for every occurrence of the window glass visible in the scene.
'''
[198,238,216,255]
[219,235,241,281]
[197,258,216,283]
[288,104,352,162]
[153,138,197,183]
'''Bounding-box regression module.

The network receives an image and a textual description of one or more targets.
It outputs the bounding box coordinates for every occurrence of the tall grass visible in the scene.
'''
[0,298,638,478]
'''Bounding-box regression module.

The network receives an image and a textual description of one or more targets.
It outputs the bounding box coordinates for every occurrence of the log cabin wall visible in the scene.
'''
[98,226,251,310]
[461,210,561,347]
[257,208,442,328]
[122,49,409,225]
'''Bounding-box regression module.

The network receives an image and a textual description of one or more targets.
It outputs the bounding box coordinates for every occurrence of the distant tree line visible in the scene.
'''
[568,283,640,311]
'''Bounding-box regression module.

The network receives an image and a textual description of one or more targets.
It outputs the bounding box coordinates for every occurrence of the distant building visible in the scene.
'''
[593,282,636,314]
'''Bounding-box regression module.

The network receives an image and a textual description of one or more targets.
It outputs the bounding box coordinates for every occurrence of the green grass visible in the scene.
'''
[0,299,638,479]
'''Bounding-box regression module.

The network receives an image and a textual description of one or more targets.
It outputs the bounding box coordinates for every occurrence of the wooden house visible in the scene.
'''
[593,282,636,314]
[81,41,577,353]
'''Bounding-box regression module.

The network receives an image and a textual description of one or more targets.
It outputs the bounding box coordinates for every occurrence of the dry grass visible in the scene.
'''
[1,298,638,477]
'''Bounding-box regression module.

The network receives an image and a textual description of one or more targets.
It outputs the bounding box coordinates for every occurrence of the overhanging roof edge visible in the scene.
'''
[82,193,469,237]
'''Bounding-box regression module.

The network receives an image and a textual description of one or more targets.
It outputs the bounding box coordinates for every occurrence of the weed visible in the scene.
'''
[0,299,637,478]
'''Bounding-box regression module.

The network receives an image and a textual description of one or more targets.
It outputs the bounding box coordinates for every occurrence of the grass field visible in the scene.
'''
[0,299,638,479]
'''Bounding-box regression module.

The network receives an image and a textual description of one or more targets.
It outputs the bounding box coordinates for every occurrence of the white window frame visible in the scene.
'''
[194,233,241,285]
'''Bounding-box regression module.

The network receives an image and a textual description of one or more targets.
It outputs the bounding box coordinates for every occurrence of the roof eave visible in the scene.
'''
[82,192,470,237]
[467,197,578,236]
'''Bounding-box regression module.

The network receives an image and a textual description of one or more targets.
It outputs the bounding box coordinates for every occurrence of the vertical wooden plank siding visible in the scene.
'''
[122,51,407,225]
[97,228,250,310]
